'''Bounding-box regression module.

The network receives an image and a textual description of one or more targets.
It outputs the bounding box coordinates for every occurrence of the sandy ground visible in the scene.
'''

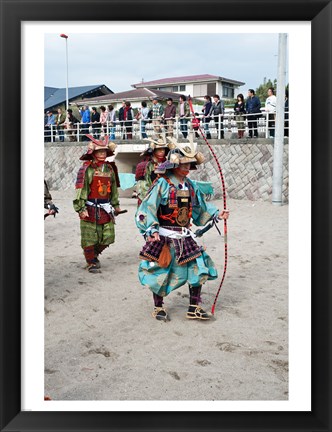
[44,190,288,401]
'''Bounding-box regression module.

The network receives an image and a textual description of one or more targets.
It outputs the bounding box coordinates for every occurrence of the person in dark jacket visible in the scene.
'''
[91,107,101,139]
[234,93,246,138]
[118,101,126,139]
[202,95,212,139]
[124,101,134,139]
[245,89,261,138]
[211,94,225,139]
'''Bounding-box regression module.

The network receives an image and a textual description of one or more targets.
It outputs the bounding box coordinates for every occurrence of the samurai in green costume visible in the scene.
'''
[73,134,123,273]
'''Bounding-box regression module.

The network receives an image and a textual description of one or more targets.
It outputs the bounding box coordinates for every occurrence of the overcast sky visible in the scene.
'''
[44,32,283,94]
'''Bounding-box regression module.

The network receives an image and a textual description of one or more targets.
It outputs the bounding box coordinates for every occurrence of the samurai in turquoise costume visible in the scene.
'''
[136,139,229,321]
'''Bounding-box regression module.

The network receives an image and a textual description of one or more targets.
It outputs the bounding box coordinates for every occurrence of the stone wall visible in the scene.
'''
[44,139,289,203]
[191,141,289,202]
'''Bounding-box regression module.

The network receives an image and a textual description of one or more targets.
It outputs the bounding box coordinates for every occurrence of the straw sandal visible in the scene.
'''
[93,258,101,269]
[87,263,101,274]
[186,305,210,320]
[152,307,168,321]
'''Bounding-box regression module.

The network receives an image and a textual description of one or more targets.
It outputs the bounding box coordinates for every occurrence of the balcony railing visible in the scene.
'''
[44,111,289,143]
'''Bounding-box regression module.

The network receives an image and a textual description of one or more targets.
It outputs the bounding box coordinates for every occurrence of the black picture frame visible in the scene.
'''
[1,0,331,431]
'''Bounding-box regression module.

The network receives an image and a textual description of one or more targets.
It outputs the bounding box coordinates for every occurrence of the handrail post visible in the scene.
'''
[139,118,142,140]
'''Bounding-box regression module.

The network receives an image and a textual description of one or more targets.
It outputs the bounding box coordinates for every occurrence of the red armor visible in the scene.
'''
[88,174,111,200]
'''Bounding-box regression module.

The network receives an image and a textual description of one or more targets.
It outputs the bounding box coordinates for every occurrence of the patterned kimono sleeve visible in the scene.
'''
[109,170,120,208]
[73,168,92,213]
[135,177,169,236]
[190,181,219,227]
[136,162,154,201]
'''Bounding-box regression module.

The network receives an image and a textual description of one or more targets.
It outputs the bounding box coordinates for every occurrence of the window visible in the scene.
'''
[207,83,216,95]
[222,85,234,99]
[172,86,179,92]
[179,85,186,91]
[193,84,207,97]
[159,86,173,92]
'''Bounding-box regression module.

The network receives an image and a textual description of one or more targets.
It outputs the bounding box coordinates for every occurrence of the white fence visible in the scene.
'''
[44,110,289,142]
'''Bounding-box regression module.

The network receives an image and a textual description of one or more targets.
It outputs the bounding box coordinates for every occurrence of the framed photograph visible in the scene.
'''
[1,0,331,431]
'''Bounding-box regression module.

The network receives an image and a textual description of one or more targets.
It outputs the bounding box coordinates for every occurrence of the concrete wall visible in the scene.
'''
[44,139,289,203]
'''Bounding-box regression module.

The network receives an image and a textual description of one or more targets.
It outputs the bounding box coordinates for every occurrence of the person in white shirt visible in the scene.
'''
[265,87,277,138]
[107,105,116,140]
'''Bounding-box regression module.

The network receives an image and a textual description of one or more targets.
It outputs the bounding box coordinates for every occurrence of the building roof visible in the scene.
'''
[44,84,113,110]
[75,87,200,106]
[132,74,245,88]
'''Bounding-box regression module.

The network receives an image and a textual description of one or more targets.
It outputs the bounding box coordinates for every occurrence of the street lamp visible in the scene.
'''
[60,34,69,110]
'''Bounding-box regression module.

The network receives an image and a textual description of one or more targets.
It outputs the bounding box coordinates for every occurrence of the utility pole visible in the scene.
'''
[60,34,69,110]
[272,33,287,206]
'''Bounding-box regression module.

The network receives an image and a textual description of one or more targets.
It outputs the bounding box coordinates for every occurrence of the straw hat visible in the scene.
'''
[140,132,175,156]
[155,135,205,174]
[80,134,117,160]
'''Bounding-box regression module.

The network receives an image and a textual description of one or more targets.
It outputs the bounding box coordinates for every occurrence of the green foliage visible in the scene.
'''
[255,78,277,103]
[223,99,235,108]
[254,79,289,104]
[224,79,289,108]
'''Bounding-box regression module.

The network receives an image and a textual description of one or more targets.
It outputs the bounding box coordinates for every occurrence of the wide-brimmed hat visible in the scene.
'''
[155,135,204,173]
[140,133,175,157]
[80,134,117,160]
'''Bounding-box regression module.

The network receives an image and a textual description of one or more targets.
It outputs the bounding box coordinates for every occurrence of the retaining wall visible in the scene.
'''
[44,139,289,203]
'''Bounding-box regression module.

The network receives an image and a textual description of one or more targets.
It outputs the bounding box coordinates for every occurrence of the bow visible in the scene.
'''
[188,96,228,315]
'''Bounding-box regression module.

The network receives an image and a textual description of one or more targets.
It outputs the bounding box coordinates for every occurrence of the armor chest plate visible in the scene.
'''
[158,189,191,227]
[88,173,111,200]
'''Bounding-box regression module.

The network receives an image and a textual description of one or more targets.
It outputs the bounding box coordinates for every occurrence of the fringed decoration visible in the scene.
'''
[158,242,172,268]
[75,161,91,189]
[168,185,177,208]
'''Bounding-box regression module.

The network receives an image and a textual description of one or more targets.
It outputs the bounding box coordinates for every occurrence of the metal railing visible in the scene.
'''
[44,111,289,142]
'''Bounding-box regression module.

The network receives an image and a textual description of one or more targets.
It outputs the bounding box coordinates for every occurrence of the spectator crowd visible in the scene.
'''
[44,88,288,142]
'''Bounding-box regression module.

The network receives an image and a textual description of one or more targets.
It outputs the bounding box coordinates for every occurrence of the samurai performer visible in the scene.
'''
[135,141,229,321]
[73,134,122,273]
[44,180,59,219]
[135,134,174,206]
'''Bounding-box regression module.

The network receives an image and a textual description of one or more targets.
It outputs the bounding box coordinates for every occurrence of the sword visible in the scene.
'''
[194,215,221,238]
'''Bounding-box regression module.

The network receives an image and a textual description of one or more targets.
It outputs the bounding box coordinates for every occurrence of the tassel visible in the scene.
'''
[158,243,171,268]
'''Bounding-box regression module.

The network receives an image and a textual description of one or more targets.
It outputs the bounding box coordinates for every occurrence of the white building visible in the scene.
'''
[132,74,245,101]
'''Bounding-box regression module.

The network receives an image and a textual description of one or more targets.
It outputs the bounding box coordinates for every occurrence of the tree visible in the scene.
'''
[255,78,277,103]
[255,78,289,103]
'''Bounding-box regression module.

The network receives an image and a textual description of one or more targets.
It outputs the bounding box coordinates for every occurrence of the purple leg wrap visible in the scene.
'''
[189,285,202,305]
[153,293,164,307]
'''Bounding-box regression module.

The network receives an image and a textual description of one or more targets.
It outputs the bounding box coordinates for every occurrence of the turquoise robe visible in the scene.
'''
[135,173,220,297]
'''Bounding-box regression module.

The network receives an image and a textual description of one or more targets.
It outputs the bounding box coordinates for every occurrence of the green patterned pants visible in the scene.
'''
[80,220,115,248]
